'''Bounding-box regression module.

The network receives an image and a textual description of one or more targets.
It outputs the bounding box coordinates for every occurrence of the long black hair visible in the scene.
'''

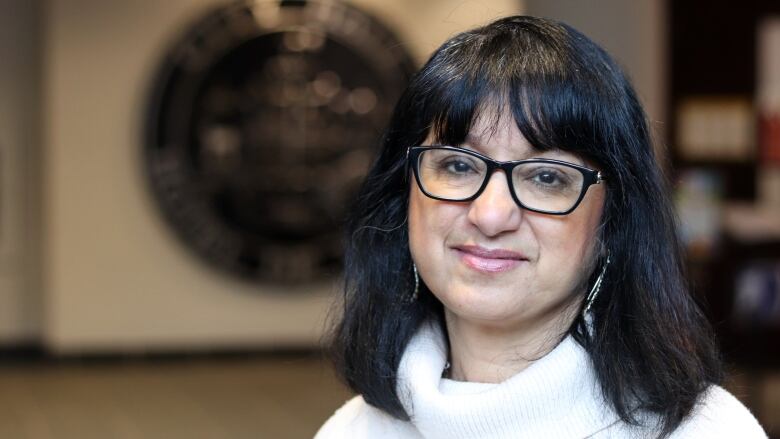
[328,15,722,437]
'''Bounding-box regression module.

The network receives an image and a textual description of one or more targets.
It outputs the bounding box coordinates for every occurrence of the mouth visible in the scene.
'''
[452,245,528,273]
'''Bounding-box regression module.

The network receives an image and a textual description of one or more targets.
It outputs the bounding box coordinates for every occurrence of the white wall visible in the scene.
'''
[42,0,521,353]
[0,0,42,343]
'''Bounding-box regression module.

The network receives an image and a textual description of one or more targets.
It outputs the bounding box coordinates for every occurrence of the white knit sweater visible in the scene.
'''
[315,320,767,438]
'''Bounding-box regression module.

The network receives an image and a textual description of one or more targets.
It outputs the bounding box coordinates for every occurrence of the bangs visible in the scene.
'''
[418,18,617,162]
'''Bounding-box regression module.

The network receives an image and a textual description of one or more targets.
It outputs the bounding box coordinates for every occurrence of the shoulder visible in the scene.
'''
[314,395,420,439]
[670,385,767,438]
[314,396,367,439]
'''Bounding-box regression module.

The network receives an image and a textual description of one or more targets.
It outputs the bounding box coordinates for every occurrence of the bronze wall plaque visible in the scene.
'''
[145,0,415,284]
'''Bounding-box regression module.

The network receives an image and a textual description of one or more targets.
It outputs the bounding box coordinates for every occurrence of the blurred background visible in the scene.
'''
[0,0,777,437]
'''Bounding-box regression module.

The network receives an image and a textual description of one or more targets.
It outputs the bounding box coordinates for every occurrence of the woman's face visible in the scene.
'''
[408,108,606,331]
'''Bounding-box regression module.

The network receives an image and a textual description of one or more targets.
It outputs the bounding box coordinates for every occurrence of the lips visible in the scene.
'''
[453,245,528,273]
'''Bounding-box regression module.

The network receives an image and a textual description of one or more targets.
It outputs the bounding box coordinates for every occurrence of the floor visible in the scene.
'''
[0,354,352,439]
[0,354,776,438]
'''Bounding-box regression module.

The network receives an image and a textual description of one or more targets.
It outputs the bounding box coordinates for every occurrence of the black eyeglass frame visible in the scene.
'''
[407,145,606,216]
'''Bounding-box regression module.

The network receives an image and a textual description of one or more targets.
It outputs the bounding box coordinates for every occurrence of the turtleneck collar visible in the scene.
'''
[395,320,622,439]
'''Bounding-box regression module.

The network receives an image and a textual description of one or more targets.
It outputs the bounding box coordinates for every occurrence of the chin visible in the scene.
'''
[440,286,527,324]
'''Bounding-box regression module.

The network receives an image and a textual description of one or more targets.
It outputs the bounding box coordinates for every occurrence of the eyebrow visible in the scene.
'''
[458,135,586,165]
[460,134,537,161]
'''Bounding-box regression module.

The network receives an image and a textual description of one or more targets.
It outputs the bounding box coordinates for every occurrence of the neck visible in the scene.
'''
[444,306,578,383]
[396,320,624,439]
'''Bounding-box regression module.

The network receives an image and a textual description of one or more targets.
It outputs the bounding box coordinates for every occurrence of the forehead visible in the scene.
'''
[462,108,528,152]
[422,92,595,165]
[449,107,581,163]
[427,105,522,148]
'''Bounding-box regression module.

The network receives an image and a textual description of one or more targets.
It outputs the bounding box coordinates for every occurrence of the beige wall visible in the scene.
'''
[525,0,667,144]
[41,0,521,353]
[5,0,667,352]
[0,0,42,343]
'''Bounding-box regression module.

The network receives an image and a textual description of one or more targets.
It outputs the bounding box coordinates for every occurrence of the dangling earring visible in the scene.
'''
[583,253,610,316]
[411,263,420,302]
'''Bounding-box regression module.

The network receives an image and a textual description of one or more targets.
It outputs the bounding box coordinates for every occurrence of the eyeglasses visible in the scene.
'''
[407,146,605,215]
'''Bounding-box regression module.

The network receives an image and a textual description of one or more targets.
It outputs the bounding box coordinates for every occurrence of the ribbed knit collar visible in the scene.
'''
[396,320,622,439]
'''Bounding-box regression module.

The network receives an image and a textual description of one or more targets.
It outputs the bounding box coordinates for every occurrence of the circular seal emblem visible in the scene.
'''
[145,0,416,284]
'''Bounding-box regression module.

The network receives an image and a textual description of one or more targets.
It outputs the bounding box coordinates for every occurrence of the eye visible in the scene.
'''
[522,166,577,192]
[444,159,476,174]
[534,170,562,185]
[420,149,484,180]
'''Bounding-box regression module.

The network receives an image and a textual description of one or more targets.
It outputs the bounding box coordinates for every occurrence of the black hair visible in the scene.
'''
[327,15,722,437]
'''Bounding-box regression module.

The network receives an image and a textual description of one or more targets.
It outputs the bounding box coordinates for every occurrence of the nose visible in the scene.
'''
[466,170,523,237]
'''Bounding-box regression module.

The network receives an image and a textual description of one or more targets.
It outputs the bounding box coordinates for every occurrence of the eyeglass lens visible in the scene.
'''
[417,148,585,213]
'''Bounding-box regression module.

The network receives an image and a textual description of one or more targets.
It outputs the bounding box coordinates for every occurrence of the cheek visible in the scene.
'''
[534,192,605,283]
[408,184,460,274]
[408,187,425,257]
[578,189,606,254]
[408,184,439,259]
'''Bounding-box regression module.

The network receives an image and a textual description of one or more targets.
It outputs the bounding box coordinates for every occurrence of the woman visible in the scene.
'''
[317,16,767,438]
